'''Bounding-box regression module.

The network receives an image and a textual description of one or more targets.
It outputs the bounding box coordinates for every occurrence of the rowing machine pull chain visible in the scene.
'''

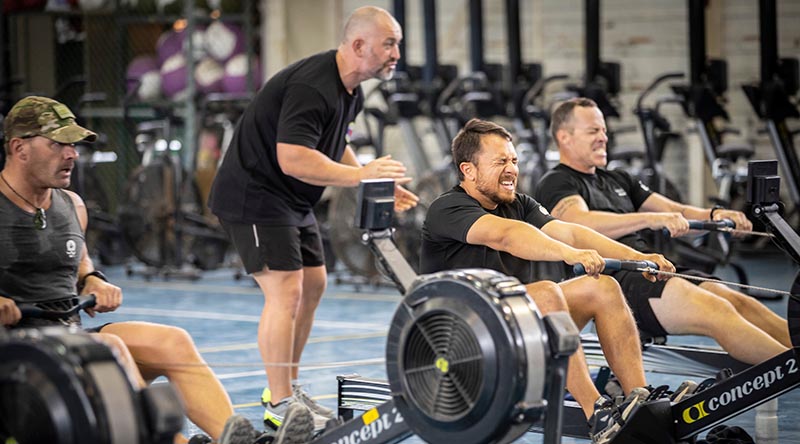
[684,218,775,238]
[718,227,775,238]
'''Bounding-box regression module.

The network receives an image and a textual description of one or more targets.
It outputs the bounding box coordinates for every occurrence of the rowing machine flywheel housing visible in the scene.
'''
[386,269,550,444]
[0,327,183,444]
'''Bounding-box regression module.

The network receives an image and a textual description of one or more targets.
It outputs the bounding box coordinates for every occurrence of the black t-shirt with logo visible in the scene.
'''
[209,50,364,226]
[420,185,556,283]
[535,164,654,252]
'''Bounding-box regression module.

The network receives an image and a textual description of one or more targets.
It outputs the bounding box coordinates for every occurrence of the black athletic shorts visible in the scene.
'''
[610,267,719,339]
[87,323,112,333]
[220,221,325,273]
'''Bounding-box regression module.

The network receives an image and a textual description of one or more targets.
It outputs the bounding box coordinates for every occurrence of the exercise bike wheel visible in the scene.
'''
[386,269,549,444]
[119,160,175,267]
[120,156,227,270]
[181,177,229,271]
[0,327,177,444]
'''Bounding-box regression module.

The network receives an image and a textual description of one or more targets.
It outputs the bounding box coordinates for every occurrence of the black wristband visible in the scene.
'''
[709,205,724,220]
[78,270,108,292]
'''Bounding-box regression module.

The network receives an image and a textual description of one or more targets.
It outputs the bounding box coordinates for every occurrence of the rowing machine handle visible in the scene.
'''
[573,259,659,276]
[19,294,97,321]
[662,219,735,236]
[688,219,735,230]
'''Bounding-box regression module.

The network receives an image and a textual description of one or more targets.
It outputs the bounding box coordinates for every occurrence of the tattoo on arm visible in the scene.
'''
[552,195,582,218]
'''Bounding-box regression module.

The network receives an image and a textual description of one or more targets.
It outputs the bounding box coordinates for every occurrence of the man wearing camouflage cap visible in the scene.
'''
[0,96,296,444]
[1,95,97,229]
[3,95,98,146]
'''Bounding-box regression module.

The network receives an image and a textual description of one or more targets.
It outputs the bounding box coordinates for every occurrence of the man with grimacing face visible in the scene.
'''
[421,118,675,444]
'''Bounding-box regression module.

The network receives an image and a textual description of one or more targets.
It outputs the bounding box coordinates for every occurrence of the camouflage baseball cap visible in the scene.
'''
[3,96,97,146]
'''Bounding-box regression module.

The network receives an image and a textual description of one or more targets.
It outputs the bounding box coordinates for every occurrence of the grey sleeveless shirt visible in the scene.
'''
[0,188,83,303]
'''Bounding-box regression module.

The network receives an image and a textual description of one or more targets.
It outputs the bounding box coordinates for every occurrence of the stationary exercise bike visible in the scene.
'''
[119,99,230,279]
[0,295,185,444]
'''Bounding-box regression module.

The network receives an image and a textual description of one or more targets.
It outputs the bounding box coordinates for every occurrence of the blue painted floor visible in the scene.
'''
[83,249,800,443]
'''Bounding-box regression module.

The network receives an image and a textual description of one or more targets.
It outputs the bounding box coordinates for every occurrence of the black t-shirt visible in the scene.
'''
[209,50,364,225]
[420,185,556,283]
[535,164,654,252]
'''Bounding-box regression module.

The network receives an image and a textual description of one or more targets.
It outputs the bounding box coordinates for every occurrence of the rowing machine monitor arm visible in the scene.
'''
[354,179,418,294]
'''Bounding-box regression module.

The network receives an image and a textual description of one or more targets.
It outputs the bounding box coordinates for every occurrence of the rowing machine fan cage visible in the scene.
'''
[386,269,549,444]
[0,327,182,444]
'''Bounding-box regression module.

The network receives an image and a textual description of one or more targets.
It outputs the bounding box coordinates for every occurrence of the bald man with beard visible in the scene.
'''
[208,6,419,434]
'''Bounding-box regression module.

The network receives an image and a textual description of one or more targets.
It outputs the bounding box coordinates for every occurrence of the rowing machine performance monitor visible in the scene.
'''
[747,160,782,208]
[309,180,580,444]
[748,160,800,265]
[355,179,396,231]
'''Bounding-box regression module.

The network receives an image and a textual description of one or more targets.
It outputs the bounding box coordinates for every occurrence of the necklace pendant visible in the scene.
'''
[34,208,47,230]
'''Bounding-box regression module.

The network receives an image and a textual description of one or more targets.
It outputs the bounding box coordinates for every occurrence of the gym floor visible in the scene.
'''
[83,250,800,443]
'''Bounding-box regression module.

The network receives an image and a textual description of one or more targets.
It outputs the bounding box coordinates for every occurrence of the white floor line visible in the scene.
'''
[118,279,401,302]
[199,330,388,353]
[117,307,387,330]
[215,357,385,380]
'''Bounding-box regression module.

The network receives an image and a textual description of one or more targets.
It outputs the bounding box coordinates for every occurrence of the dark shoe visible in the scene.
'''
[219,414,260,444]
[188,434,212,444]
[644,384,671,401]
[589,387,650,444]
[587,396,616,443]
[253,430,277,444]
[273,403,314,444]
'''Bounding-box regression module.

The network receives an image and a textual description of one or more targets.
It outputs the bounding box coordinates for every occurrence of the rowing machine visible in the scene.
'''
[604,160,800,443]
[308,179,580,444]
[338,180,759,441]
[333,256,747,440]
[356,181,748,379]
[0,295,184,444]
